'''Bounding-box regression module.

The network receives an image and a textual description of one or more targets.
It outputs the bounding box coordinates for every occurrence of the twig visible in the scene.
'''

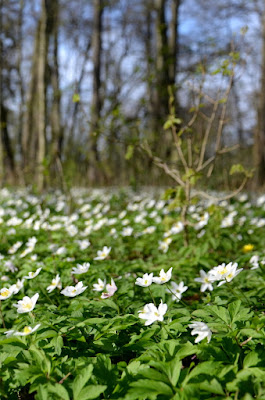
[240,336,252,347]
[197,144,239,172]
[192,176,248,202]
[58,372,71,384]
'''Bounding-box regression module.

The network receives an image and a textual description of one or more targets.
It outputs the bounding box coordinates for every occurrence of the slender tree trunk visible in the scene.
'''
[89,0,103,184]
[22,0,47,191]
[68,38,91,145]
[154,0,169,124]
[255,9,265,188]
[0,0,16,183]
[17,0,25,176]
[22,20,40,177]
[0,0,4,185]
[35,0,47,191]
[168,0,180,107]
[0,105,15,176]
[48,0,61,162]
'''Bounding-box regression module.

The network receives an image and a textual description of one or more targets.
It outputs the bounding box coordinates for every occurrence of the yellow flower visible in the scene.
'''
[243,244,254,253]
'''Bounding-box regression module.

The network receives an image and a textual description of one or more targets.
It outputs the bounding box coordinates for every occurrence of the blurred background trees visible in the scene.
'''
[0,0,264,190]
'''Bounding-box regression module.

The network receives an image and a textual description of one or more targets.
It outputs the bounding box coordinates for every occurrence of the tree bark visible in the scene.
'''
[255,8,265,188]
[89,0,103,184]
[35,0,47,191]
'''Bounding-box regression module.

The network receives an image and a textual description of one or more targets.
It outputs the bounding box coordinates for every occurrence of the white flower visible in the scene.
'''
[66,224,78,237]
[71,262,90,274]
[8,241,23,254]
[20,236,37,258]
[138,300,167,326]
[76,239,90,250]
[210,262,243,286]
[94,246,111,260]
[167,281,188,301]
[55,246,66,255]
[61,281,87,297]
[4,329,15,338]
[47,274,62,293]
[12,324,41,337]
[158,240,169,253]
[189,321,212,343]
[221,215,234,228]
[23,267,42,280]
[10,279,25,295]
[13,293,39,313]
[101,278,117,299]
[194,270,215,292]
[143,226,156,234]
[197,229,206,238]
[93,278,106,292]
[4,261,18,272]
[121,227,133,236]
[0,287,14,300]
[249,255,259,270]
[153,267,172,284]
[194,213,209,231]
[170,221,184,234]
[135,273,153,287]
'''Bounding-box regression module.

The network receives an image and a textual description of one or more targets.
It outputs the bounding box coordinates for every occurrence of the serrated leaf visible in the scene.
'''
[73,365,93,400]
[78,385,107,400]
[200,378,224,395]
[48,383,70,400]
[129,379,173,396]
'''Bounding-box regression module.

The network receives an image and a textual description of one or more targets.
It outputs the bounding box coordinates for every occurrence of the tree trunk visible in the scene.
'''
[35,0,47,191]
[89,0,103,184]
[154,0,169,124]
[0,104,15,177]
[168,0,180,107]
[47,0,62,183]
[255,9,265,188]
[22,0,47,191]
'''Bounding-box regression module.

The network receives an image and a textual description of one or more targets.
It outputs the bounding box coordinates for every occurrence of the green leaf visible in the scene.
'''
[36,385,49,400]
[125,145,134,160]
[229,163,245,175]
[72,93,80,103]
[48,383,70,400]
[243,351,260,368]
[200,378,224,395]
[72,365,93,400]
[129,379,173,397]
[165,359,182,386]
[78,385,107,400]
[182,361,221,386]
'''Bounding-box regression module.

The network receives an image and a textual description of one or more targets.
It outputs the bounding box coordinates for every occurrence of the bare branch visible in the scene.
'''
[140,142,185,187]
[192,176,248,202]
[197,144,239,172]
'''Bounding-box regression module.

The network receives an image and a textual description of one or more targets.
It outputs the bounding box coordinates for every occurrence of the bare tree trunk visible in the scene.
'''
[22,20,40,178]
[17,0,25,177]
[168,0,180,103]
[0,0,4,185]
[0,0,16,184]
[89,0,103,184]
[68,38,91,146]
[48,0,62,170]
[254,9,265,188]
[35,0,47,191]
[154,0,169,125]
[22,0,47,191]
[0,105,15,177]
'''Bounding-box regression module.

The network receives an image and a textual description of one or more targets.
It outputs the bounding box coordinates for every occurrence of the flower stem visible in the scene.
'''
[148,286,157,306]
[0,301,6,329]
[165,283,187,307]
